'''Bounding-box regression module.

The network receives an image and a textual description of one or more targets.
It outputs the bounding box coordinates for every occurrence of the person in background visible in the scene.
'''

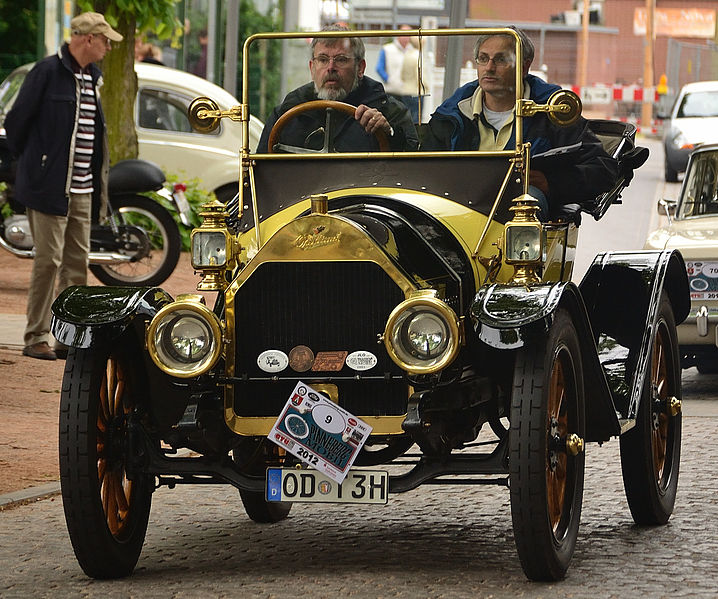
[422,27,617,220]
[400,35,425,123]
[4,12,121,360]
[257,24,417,153]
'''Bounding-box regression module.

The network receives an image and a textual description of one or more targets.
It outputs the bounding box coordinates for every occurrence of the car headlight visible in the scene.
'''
[504,223,542,263]
[670,131,689,150]
[192,229,229,268]
[147,300,222,378]
[384,290,460,374]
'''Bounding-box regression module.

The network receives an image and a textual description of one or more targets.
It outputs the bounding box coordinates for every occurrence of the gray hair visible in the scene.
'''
[310,24,366,62]
[473,26,535,67]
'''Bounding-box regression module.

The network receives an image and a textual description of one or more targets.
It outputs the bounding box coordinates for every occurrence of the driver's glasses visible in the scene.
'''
[476,53,512,68]
[312,54,353,68]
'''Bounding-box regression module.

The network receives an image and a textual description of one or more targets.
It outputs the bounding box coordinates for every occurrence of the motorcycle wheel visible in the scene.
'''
[59,345,153,579]
[89,194,181,287]
[509,308,585,581]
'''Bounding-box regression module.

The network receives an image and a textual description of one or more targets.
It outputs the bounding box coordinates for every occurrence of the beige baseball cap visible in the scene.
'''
[70,12,123,42]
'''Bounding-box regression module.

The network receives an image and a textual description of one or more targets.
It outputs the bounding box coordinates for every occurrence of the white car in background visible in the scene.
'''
[0,62,263,203]
[645,143,718,372]
[661,80,718,183]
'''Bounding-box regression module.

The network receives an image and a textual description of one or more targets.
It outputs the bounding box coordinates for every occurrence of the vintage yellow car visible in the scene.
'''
[646,143,718,373]
[51,28,688,582]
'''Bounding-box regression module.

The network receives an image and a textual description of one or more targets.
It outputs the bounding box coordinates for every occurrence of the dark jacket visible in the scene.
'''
[257,75,418,153]
[422,74,618,207]
[5,44,109,216]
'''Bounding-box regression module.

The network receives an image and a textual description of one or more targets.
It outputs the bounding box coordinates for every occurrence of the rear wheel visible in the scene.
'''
[509,308,585,581]
[59,346,152,579]
[695,359,718,375]
[89,194,181,286]
[620,293,681,524]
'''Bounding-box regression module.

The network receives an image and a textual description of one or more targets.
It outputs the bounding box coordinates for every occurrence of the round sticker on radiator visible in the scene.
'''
[257,350,289,373]
[346,350,378,371]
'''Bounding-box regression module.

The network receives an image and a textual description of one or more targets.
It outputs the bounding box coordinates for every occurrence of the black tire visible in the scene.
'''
[509,308,585,581]
[89,194,181,286]
[233,441,292,523]
[619,292,681,525]
[664,160,679,183]
[59,346,153,579]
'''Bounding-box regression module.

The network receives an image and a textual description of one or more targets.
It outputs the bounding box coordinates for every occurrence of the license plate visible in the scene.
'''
[266,468,388,504]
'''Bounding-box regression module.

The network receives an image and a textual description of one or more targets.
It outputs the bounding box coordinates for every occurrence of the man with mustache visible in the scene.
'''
[257,25,418,153]
[422,27,618,221]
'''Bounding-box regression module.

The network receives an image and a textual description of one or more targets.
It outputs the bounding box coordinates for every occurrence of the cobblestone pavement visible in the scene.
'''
[1,410,717,598]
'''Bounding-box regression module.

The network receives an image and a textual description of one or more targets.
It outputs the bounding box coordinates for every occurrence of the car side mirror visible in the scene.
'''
[657,198,677,218]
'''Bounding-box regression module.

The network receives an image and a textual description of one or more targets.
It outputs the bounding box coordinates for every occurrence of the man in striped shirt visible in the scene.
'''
[5,12,122,360]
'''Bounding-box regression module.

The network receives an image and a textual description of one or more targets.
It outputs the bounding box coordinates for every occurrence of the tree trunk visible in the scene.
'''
[98,13,138,164]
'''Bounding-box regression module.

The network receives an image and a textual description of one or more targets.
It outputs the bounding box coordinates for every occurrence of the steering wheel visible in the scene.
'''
[266,100,390,153]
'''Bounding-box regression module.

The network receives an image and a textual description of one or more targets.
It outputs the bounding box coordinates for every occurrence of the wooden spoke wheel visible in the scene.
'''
[59,347,152,579]
[509,308,585,581]
[620,292,681,525]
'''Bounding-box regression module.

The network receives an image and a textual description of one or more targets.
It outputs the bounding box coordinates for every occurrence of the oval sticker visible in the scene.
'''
[257,350,289,373]
[346,350,378,372]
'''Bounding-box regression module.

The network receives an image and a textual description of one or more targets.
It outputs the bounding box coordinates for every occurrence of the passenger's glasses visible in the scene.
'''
[476,54,512,67]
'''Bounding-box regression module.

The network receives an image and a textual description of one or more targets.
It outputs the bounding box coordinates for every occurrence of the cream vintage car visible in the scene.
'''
[646,143,718,373]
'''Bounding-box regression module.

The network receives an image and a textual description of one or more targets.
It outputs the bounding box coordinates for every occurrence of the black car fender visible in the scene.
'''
[51,285,173,349]
[472,280,621,442]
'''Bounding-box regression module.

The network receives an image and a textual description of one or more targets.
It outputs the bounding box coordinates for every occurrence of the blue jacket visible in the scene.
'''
[422,74,618,207]
[5,44,109,216]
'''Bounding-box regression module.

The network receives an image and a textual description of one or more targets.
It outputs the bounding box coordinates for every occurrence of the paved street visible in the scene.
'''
[1,401,717,597]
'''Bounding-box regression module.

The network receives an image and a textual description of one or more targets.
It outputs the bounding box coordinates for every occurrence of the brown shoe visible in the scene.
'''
[22,342,57,361]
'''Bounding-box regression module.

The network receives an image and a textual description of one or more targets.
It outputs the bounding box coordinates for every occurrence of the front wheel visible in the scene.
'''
[620,292,681,524]
[509,308,585,581]
[664,160,679,183]
[90,194,181,286]
[59,345,153,579]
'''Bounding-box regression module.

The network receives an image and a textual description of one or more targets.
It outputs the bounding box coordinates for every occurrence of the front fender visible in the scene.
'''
[471,281,568,349]
[51,285,173,348]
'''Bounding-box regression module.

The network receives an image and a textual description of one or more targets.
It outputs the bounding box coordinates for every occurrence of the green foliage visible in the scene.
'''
[76,0,183,45]
[159,173,215,251]
[0,1,38,79]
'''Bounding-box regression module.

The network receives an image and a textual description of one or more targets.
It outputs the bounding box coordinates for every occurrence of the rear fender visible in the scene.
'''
[472,281,621,442]
[579,249,689,421]
[51,285,173,349]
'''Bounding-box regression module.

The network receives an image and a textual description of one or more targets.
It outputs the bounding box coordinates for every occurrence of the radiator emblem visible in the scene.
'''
[346,350,378,371]
[312,350,349,372]
[257,349,289,373]
[293,230,342,250]
[289,345,315,372]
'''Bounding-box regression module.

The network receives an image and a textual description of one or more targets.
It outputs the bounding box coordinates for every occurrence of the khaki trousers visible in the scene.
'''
[24,193,92,347]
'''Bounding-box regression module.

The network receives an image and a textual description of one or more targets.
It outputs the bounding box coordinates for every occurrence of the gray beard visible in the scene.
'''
[315,74,360,101]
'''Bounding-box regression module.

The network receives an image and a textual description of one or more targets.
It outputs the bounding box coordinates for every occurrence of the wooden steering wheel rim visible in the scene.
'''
[266,99,390,153]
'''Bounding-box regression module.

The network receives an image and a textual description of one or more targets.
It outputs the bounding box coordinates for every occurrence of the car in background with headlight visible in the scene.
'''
[0,62,263,202]
[646,143,718,372]
[50,27,690,584]
[661,80,718,182]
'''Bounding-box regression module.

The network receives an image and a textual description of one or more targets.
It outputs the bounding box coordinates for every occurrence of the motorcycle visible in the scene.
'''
[0,158,188,287]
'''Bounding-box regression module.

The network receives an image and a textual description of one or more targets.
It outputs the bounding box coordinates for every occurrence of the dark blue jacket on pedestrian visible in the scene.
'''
[422,74,618,208]
[5,43,108,216]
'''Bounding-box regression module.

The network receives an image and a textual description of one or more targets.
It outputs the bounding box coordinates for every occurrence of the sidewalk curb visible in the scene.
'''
[0,481,61,509]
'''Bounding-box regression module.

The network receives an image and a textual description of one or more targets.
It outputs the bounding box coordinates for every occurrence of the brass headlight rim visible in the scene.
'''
[384,295,460,374]
[147,301,223,378]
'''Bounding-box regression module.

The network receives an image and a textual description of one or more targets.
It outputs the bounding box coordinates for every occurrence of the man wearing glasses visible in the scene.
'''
[5,12,122,360]
[423,27,617,220]
[257,24,418,153]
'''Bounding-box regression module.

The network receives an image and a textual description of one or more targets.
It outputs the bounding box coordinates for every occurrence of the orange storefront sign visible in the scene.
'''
[634,8,716,38]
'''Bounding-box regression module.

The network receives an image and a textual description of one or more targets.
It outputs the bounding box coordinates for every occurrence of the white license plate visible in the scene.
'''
[266,468,388,504]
